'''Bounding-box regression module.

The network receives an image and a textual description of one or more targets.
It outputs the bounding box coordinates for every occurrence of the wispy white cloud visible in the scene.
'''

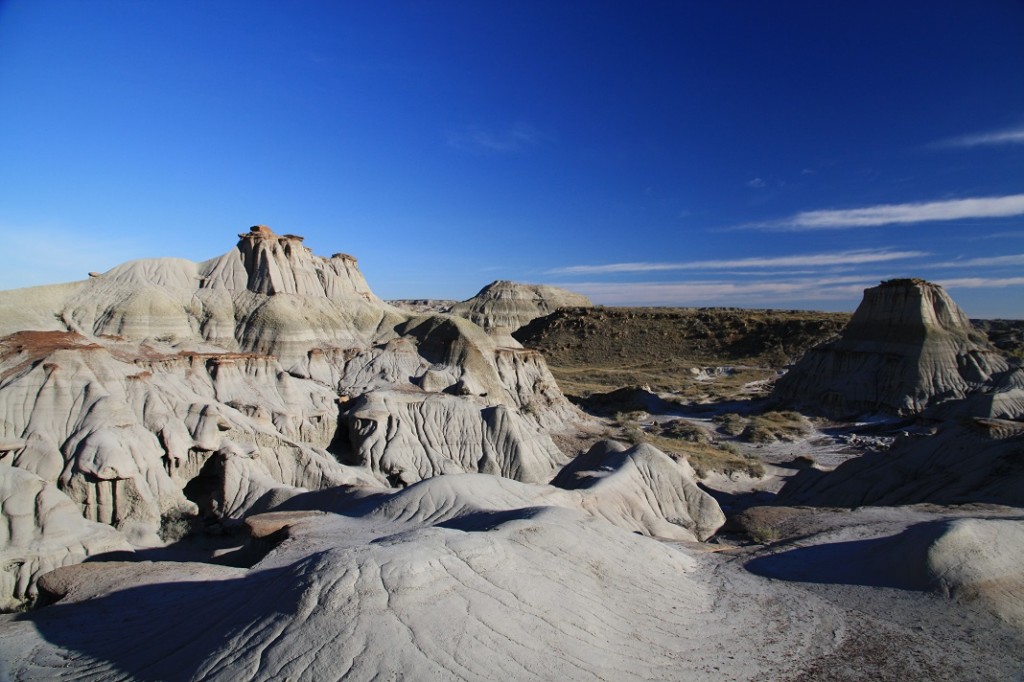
[746,177,766,189]
[937,277,1024,289]
[447,123,543,154]
[936,253,1024,268]
[979,230,1024,240]
[744,193,1024,231]
[548,249,927,275]
[933,124,1024,149]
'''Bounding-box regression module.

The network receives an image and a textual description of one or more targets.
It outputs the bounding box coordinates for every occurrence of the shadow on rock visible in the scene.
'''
[744,522,951,590]
[13,568,284,681]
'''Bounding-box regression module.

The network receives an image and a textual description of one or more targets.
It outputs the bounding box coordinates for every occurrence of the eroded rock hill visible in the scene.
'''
[772,279,1012,417]
[449,280,592,332]
[0,226,725,608]
[514,306,851,397]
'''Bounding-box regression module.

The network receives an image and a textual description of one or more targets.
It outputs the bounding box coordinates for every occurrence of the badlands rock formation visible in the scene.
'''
[779,418,1024,507]
[773,278,1010,417]
[3,475,1018,681]
[0,226,725,609]
[0,467,131,611]
[0,499,777,681]
[449,280,592,332]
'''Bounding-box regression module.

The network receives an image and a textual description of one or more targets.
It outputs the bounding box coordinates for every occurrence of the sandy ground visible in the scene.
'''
[2,377,1021,680]
[2,504,1021,681]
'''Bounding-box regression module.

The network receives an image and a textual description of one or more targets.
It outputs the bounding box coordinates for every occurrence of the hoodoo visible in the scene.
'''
[0,226,726,610]
[772,278,1009,417]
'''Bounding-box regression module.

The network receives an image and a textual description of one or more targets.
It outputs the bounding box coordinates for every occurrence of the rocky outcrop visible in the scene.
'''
[553,441,726,541]
[779,418,1024,507]
[449,280,592,331]
[0,467,131,610]
[386,299,457,314]
[341,390,568,486]
[0,226,395,366]
[773,279,1010,417]
[0,331,373,543]
[0,226,591,607]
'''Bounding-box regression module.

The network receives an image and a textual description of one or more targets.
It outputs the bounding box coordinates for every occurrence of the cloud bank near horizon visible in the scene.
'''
[550,276,875,307]
[553,275,1024,308]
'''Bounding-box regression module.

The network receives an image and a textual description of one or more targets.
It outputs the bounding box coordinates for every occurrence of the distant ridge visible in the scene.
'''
[449,280,592,331]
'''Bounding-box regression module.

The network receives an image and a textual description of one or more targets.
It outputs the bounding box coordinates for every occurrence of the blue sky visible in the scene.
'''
[1,1,1023,317]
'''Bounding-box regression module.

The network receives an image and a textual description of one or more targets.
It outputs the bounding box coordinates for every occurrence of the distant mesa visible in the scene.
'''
[772,278,1011,418]
[387,299,457,315]
[449,280,593,331]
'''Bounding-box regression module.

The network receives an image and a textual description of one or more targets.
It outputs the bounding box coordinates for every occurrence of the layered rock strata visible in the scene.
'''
[449,280,592,332]
[772,279,1010,417]
[0,226,618,607]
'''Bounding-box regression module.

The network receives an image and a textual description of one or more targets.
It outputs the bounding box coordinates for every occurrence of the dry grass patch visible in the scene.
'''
[613,414,765,479]
[742,411,813,443]
[714,410,812,443]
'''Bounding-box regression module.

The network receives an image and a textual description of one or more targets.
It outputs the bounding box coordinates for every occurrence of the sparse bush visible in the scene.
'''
[740,411,812,443]
[613,411,648,445]
[713,412,747,436]
[746,523,781,544]
[719,441,742,456]
[159,509,201,543]
[734,506,807,545]
[658,419,709,443]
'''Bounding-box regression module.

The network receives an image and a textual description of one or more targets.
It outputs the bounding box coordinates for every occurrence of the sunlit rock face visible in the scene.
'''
[772,279,1010,417]
[449,280,593,332]
[0,226,602,608]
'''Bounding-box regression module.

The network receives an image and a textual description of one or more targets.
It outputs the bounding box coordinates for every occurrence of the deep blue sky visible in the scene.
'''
[2,1,1023,316]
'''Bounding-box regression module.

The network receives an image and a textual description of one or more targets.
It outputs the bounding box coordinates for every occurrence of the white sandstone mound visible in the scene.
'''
[773,278,1010,417]
[7,474,1009,680]
[746,514,1024,630]
[0,225,591,607]
[941,364,1024,421]
[280,441,725,542]
[449,280,592,332]
[921,518,1024,628]
[553,440,725,541]
[0,466,825,682]
[0,506,711,681]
